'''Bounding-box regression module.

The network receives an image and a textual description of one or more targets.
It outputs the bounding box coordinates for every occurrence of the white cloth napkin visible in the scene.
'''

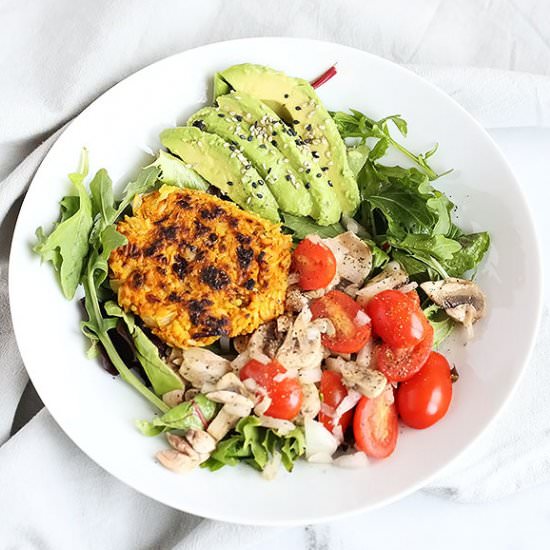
[2,1,550,547]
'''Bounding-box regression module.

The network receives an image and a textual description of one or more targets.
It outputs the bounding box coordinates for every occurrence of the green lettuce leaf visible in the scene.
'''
[282,213,345,240]
[424,304,455,348]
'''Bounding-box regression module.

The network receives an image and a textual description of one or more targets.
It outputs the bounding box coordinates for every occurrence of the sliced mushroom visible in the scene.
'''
[184,429,217,454]
[246,320,287,360]
[155,449,200,474]
[165,433,199,459]
[326,356,387,398]
[325,231,373,284]
[258,415,296,435]
[232,334,250,354]
[421,278,486,335]
[215,372,246,394]
[162,389,185,408]
[285,286,309,313]
[356,261,409,306]
[179,348,231,388]
[207,405,242,441]
[276,307,323,372]
[205,390,254,416]
[300,383,321,419]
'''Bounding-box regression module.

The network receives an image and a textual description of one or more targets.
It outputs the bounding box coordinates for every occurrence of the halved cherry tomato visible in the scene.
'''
[366,289,427,348]
[292,238,337,291]
[396,351,453,429]
[353,391,398,459]
[239,359,303,420]
[374,322,434,382]
[318,370,353,434]
[406,290,421,308]
[310,290,372,353]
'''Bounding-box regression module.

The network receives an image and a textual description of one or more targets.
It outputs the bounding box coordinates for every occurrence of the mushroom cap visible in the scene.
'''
[420,278,486,325]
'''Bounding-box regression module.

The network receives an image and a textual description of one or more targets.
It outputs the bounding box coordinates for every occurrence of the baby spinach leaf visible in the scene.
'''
[105,301,183,395]
[137,395,217,436]
[150,150,209,191]
[424,304,455,348]
[34,151,94,299]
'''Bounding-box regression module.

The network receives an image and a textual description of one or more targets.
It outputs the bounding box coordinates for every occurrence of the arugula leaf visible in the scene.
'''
[104,301,184,395]
[137,395,217,436]
[90,168,116,224]
[424,304,455,348]
[202,417,306,474]
[441,232,490,277]
[150,150,209,191]
[34,151,94,299]
[391,234,462,261]
[331,109,442,180]
[282,213,345,240]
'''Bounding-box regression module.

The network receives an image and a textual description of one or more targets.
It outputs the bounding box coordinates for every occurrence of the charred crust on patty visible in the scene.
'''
[200,265,230,290]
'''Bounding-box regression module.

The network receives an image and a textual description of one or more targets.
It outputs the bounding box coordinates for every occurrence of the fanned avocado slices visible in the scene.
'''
[216,64,360,215]
[187,106,313,217]
[160,126,280,222]
[216,91,341,225]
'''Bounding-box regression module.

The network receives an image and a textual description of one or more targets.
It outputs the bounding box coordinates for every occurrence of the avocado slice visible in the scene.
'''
[216,92,341,225]
[187,106,313,217]
[160,126,280,222]
[217,64,360,215]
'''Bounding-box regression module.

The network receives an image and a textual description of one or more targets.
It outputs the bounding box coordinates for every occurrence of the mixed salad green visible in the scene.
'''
[34,63,489,477]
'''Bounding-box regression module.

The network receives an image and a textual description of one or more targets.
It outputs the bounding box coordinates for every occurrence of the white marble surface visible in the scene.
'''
[254,128,550,550]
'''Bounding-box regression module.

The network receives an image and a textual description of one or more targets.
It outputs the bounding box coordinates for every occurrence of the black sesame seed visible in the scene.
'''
[267,167,272,174]
[258,179,265,185]
[192,119,207,131]
[288,127,297,136]
[305,182,311,189]
[321,166,329,172]
[259,144,267,149]
[271,140,278,147]
[306,168,311,174]
[316,173,322,178]
[218,113,225,118]
[328,180,334,187]
[227,181,233,186]
[312,151,320,158]
[304,138,312,144]
[239,134,246,140]
[285,175,291,181]
[284,93,289,98]
[247,135,253,141]
[257,193,263,198]
[252,182,257,188]
[293,120,300,125]
[306,124,312,131]
[295,106,302,111]
[272,131,277,136]
[245,164,252,170]
[235,115,243,121]
[229,144,236,151]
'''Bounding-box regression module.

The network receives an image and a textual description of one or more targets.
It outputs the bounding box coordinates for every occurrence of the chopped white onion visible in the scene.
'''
[259,415,295,435]
[304,418,339,462]
[398,282,419,294]
[354,309,371,327]
[333,451,369,469]
[331,389,362,430]
[307,452,334,464]
[299,366,322,384]
[262,450,282,480]
[249,351,271,365]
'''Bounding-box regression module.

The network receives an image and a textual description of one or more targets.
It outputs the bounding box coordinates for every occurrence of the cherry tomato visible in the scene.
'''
[310,290,372,353]
[239,359,303,420]
[396,351,453,429]
[318,371,353,434]
[406,290,421,308]
[353,391,398,459]
[366,289,427,348]
[374,322,434,382]
[292,238,337,291]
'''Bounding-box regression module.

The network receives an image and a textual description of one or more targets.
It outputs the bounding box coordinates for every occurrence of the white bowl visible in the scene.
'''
[9,38,542,525]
